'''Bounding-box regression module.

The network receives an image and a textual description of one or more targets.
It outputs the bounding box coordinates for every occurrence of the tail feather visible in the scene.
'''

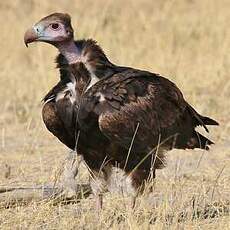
[186,132,214,150]
[187,105,219,132]
[200,116,219,126]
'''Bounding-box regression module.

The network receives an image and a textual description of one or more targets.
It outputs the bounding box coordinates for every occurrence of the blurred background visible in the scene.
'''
[0,0,229,228]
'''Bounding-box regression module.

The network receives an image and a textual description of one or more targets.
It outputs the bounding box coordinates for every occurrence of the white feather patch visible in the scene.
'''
[95,92,106,102]
[85,65,100,91]
[81,54,100,91]
[107,167,136,195]
[90,166,136,196]
[55,81,76,104]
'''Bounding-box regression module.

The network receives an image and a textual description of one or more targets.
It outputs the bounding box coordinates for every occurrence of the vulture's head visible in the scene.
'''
[24,13,74,47]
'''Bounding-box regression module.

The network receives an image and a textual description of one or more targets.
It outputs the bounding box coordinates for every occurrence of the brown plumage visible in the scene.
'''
[24,13,219,207]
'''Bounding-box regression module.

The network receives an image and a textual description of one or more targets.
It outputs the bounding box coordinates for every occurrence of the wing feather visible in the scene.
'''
[86,70,187,152]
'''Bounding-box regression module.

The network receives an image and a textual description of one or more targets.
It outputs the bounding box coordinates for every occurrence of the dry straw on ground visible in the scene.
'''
[0,0,230,229]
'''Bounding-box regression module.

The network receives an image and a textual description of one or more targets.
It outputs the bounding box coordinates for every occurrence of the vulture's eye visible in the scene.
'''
[50,23,60,30]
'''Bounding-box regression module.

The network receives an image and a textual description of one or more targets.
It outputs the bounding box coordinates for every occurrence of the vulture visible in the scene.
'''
[24,13,219,208]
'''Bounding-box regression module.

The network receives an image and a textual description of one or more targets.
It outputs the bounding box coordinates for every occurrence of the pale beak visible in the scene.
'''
[24,27,38,47]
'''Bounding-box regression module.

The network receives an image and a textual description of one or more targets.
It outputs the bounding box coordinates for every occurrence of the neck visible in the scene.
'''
[56,39,81,64]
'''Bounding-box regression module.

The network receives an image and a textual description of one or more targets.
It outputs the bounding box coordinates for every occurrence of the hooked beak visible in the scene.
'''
[24,27,38,47]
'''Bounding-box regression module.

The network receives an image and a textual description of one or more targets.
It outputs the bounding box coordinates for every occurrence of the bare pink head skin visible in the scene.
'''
[24,13,80,63]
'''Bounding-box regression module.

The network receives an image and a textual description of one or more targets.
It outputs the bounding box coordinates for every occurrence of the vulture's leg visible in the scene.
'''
[148,168,156,192]
[89,169,108,213]
[96,193,103,213]
[129,168,156,209]
[128,195,137,210]
[58,151,80,198]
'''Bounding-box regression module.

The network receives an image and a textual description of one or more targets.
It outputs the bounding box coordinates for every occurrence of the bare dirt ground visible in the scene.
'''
[0,0,229,229]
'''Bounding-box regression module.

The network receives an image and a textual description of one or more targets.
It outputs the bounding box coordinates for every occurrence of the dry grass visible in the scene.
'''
[0,0,230,229]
